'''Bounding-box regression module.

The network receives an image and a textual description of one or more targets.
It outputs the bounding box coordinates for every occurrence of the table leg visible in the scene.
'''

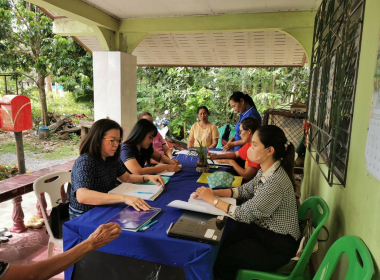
[10,196,27,233]
[36,193,47,218]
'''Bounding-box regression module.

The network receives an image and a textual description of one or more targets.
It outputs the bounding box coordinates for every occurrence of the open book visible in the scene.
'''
[109,183,164,201]
[167,194,236,219]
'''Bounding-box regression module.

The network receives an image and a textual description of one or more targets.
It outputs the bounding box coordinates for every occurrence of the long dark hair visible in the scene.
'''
[256,125,295,188]
[123,119,157,146]
[80,118,123,162]
[241,117,260,134]
[229,91,257,110]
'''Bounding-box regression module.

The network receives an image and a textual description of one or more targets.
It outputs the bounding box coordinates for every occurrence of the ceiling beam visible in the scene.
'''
[119,11,316,34]
[53,21,96,36]
[26,0,119,31]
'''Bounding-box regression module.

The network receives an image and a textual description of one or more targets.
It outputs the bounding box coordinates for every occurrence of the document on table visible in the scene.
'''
[176,150,189,155]
[155,164,182,176]
[167,194,236,219]
[207,150,227,155]
[109,183,164,201]
[207,159,232,166]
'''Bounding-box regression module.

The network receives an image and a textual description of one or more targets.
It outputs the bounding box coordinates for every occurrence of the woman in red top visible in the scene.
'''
[208,117,260,181]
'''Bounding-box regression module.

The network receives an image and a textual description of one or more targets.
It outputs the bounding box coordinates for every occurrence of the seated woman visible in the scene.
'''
[187,106,219,148]
[120,119,181,175]
[69,119,165,220]
[208,117,260,182]
[195,125,301,279]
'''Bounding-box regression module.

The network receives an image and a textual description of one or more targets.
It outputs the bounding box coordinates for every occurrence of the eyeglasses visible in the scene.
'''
[239,129,246,136]
[103,138,122,146]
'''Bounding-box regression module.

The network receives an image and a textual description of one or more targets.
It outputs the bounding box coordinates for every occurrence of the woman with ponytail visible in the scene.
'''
[194,125,300,279]
[223,91,262,153]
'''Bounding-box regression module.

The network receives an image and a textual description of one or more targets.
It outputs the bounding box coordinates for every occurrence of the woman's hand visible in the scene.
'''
[222,141,235,152]
[195,186,216,205]
[86,223,122,251]
[166,164,181,173]
[146,175,166,186]
[123,195,151,211]
[207,153,218,160]
[169,158,179,165]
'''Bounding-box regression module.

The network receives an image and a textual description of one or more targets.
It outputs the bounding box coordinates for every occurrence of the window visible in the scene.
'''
[307,0,365,186]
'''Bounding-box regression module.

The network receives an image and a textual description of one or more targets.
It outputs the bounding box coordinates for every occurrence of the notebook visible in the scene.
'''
[107,206,161,232]
[108,181,166,201]
[167,211,227,245]
[167,194,236,218]
[196,173,243,188]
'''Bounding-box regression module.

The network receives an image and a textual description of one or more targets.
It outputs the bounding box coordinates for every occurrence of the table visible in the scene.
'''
[63,153,234,280]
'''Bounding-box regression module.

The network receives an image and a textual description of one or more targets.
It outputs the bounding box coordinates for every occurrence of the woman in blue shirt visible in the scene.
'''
[69,119,165,219]
[223,91,262,152]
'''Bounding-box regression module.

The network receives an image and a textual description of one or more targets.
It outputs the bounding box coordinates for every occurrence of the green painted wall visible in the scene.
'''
[301,0,380,278]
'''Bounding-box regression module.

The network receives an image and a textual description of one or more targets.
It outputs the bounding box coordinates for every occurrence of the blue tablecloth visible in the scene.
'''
[63,153,232,280]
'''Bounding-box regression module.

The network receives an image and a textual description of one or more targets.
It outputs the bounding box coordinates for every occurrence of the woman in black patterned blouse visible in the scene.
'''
[195,125,301,279]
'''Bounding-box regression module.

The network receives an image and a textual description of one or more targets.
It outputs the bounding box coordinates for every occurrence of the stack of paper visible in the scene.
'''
[167,194,236,219]
[109,183,165,201]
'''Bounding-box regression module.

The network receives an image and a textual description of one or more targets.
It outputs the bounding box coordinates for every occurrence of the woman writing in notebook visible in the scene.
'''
[69,119,165,220]
[208,117,260,182]
[195,125,301,279]
[187,106,219,148]
[120,119,181,175]
[223,91,262,152]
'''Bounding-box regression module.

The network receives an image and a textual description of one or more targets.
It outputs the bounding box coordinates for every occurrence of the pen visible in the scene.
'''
[141,220,158,231]
[137,192,154,194]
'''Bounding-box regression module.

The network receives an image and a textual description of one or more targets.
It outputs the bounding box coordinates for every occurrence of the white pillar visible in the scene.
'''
[93,51,137,138]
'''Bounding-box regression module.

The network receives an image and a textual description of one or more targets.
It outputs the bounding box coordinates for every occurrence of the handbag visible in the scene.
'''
[48,184,71,239]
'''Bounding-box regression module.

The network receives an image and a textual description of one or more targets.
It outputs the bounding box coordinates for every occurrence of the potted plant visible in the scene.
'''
[187,140,214,172]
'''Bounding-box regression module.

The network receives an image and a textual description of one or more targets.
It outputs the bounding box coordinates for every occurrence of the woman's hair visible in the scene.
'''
[197,106,210,115]
[123,119,157,146]
[241,117,260,134]
[256,125,295,188]
[80,118,123,162]
[138,112,152,120]
[229,91,257,110]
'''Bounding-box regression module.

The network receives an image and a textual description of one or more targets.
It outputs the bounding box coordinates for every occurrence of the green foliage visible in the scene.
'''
[0,0,93,124]
[28,89,93,120]
[137,66,309,140]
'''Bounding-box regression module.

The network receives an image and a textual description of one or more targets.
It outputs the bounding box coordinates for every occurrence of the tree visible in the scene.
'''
[0,0,93,125]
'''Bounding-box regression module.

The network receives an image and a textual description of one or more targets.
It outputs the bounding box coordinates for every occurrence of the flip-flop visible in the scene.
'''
[0,236,9,243]
[2,232,12,238]
[26,218,44,229]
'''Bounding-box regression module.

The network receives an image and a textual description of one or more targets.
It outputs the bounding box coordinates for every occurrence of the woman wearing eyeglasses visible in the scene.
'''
[69,119,165,220]
[209,117,260,182]
[120,119,181,175]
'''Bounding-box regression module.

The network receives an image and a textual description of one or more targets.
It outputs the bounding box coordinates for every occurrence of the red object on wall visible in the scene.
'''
[0,95,33,132]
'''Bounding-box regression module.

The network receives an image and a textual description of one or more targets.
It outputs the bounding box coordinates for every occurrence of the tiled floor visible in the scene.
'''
[0,192,64,279]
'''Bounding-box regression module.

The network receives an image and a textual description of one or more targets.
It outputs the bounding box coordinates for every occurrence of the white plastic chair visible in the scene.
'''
[33,171,71,258]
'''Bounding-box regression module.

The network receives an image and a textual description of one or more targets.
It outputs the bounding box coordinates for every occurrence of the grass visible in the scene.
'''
[0,139,79,160]
[0,141,43,154]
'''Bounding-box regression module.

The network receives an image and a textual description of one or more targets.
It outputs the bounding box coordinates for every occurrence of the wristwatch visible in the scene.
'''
[213,199,219,206]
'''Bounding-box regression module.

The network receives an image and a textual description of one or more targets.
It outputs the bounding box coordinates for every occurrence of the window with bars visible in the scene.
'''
[306,0,365,186]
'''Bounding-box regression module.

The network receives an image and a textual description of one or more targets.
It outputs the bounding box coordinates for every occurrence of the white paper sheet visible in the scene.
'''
[167,200,234,218]
[109,183,164,201]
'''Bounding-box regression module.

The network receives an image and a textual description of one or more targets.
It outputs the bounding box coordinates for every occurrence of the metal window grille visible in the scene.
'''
[306,0,365,186]
[262,109,306,148]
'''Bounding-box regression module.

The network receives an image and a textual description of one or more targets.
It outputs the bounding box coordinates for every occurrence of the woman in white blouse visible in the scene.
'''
[195,125,301,279]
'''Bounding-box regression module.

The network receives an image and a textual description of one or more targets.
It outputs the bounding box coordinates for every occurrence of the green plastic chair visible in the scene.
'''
[313,236,374,280]
[235,196,330,280]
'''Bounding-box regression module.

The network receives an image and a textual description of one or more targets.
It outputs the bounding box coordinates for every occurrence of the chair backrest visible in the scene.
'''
[33,171,71,239]
[290,196,330,278]
[313,236,374,280]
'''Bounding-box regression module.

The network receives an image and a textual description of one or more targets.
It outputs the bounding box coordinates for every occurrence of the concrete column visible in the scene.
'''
[93,51,137,138]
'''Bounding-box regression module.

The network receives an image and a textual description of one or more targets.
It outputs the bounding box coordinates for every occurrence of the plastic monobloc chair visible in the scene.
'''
[33,171,71,258]
[313,236,374,280]
[235,196,330,280]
